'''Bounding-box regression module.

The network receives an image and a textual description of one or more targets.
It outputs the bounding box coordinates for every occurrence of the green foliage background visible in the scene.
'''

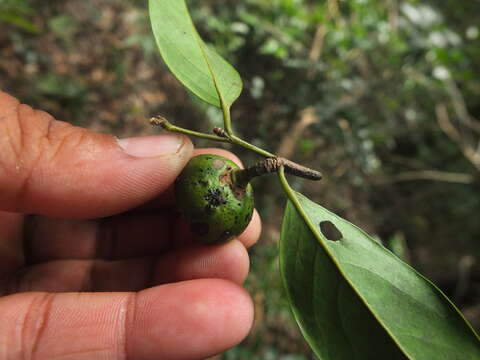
[1,0,479,358]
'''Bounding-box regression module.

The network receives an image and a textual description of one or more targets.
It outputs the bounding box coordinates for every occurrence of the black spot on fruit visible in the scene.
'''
[175,154,254,245]
[204,188,227,207]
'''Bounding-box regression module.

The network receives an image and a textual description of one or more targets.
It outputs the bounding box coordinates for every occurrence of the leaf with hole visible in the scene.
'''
[280,191,480,360]
[148,0,242,108]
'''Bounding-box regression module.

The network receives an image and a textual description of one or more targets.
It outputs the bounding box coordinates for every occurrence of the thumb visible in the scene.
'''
[0,91,193,218]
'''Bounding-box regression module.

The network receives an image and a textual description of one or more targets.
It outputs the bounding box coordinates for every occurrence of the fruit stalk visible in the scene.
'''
[232,157,322,189]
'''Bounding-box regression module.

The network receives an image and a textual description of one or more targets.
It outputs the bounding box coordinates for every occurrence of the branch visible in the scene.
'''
[307,25,327,78]
[277,107,317,158]
[445,79,480,135]
[276,22,325,159]
[150,116,322,181]
[435,104,480,172]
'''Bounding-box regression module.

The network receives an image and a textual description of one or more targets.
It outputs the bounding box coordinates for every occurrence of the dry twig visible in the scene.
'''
[436,103,480,171]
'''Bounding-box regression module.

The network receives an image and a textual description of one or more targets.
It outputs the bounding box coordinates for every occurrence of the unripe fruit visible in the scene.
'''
[175,154,255,244]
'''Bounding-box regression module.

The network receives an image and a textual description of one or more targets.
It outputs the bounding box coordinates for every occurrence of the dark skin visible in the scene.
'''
[0,91,261,359]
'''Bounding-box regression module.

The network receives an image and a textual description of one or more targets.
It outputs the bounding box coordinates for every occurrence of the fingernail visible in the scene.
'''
[117,134,186,158]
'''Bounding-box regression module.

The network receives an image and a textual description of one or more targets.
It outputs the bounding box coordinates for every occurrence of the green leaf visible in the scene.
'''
[148,0,242,108]
[280,191,480,360]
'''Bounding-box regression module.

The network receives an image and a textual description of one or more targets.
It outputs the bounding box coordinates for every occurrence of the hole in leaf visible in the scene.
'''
[319,221,343,242]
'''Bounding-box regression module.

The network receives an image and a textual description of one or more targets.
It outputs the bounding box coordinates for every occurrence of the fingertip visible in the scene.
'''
[194,148,244,168]
[0,90,20,108]
[238,209,262,248]
[130,279,254,359]
[225,240,251,283]
[153,239,250,285]
[93,133,194,217]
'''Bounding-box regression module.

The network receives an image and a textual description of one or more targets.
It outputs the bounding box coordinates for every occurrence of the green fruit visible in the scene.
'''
[175,154,254,244]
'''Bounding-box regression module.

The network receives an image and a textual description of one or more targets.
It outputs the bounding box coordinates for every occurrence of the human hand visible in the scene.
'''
[0,91,261,359]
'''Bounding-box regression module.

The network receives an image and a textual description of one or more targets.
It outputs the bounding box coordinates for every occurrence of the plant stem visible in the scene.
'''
[233,157,322,188]
[277,167,322,239]
[232,158,281,188]
[277,167,319,237]
[150,116,228,143]
[277,166,299,205]
[150,115,322,181]
[222,104,234,136]
[150,115,272,157]
[229,134,275,157]
[279,158,322,180]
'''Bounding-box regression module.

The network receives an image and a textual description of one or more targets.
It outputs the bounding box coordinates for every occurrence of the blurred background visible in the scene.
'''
[1,0,479,358]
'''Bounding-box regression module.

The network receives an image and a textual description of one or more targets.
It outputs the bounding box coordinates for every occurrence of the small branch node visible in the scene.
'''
[149,115,169,129]
[213,127,229,138]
